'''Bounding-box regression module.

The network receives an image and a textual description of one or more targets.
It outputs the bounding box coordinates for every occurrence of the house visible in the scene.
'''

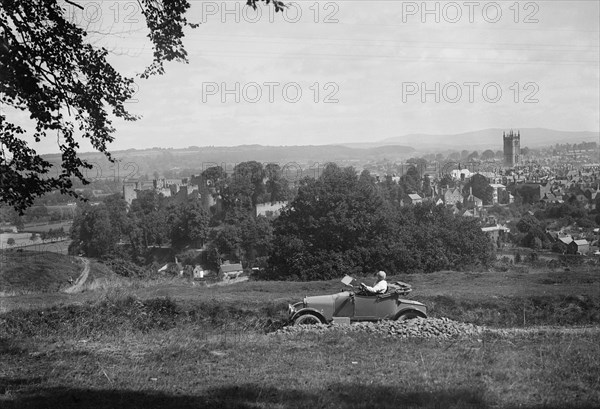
[451,169,472,181]
[442,187,462,206]
[481,224,510,246]
[219,263,244,280]
[489,184,506,204]
[193,265,206,279]
[541,192,559,204]
[568,239,590,255]
[463,188,483,209]
[558,236,573,246]
[256,201,288,217]
[175,257,184,275]
[405,194,423,205]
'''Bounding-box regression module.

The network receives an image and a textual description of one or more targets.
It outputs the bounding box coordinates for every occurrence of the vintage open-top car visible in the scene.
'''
[288,276,427,325]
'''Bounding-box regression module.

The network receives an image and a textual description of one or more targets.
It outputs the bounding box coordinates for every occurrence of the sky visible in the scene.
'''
[9,0,600,153]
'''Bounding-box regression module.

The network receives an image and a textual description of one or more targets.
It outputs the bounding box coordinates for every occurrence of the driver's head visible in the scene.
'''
[376,271,386,281]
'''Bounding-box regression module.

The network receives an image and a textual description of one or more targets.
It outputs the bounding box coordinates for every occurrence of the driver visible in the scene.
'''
[360,271,388,295]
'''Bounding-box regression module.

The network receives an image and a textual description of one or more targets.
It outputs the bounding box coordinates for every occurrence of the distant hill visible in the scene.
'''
[376,128,600,150]
[39,128,598,177]
[45,144,415,163]
[42,144,416,178]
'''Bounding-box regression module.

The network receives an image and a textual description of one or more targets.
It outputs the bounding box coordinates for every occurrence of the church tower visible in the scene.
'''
[503,130,520,167]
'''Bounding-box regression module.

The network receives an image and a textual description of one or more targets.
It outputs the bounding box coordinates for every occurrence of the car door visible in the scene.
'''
[333,292,354,318]
[353,295,379,320]
[354,293,399,320]
[375,293,400,319]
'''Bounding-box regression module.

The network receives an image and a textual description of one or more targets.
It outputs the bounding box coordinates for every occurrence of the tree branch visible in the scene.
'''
[64,0,83,10]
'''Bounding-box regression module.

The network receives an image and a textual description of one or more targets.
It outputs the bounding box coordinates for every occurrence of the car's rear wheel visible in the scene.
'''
[396,311,423,321]
[294,313,322,326]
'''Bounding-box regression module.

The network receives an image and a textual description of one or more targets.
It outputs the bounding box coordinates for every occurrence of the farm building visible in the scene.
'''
[193,266,206,279]
[219,263,244,280]
[405,194,423,205]
[558,236,573,246]
[568,239,590,255]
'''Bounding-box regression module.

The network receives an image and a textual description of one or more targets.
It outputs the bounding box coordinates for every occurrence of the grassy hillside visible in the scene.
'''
[0,251,116,297]
[1,266,599,408]
[0,251,83,294]
[2,266,599,326]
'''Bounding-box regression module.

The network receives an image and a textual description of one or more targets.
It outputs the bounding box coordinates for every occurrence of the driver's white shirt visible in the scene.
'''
[364,280,387,294]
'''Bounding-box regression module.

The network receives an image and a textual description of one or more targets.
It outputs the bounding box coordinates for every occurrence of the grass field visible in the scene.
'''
[0,222,72,249]
[0,251,115,303]
[23,221,73,233]
[1,257,599,408]
[0,251,83,295]
[11,239,72,255]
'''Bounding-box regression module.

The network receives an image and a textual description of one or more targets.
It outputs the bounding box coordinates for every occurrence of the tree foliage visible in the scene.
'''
[266,164,494,280]
[169,200,210,249]
[463,174,494,205]
[0,0,283,213]
[480,149,495,161]
[69,203,120,258]
[70,191,209,260]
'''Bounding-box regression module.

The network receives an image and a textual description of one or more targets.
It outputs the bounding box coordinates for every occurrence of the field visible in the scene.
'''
[22,221,73,233]
[1,257,599,408]
[0,251,111,300]
[1,234,71,252]
[0,251,83,296]
[0,232,33,248]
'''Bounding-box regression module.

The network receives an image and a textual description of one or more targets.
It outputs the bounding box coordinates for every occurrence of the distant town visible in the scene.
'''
[1,130,599,265]
[111,130,599,256]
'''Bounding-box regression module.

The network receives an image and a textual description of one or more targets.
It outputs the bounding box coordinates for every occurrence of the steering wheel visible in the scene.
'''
[356,283,369,296]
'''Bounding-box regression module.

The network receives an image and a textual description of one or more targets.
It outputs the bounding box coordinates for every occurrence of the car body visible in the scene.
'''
[288,280,427,325]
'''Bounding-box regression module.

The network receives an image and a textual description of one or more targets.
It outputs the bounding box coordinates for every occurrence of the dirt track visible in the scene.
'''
[64,257,90,294]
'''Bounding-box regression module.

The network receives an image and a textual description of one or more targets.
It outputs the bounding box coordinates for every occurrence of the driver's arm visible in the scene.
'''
[364,281,387,294]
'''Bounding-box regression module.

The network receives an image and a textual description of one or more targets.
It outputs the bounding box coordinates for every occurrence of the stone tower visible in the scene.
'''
[503,130,520,167]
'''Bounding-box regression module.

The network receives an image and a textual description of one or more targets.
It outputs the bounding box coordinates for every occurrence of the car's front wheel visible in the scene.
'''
[294,313,323,326]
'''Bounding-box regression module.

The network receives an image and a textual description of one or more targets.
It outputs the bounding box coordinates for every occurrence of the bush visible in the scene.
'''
[176,249,203,266]
[576,217,596,228]
[559,254,584,266]
[0,297,286,338]
[551,241,567,254]
[101,257,149,278]
[528,251,539,263]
